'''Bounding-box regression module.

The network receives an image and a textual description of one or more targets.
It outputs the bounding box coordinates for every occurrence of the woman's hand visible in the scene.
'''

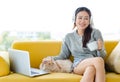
[97,39,103,51]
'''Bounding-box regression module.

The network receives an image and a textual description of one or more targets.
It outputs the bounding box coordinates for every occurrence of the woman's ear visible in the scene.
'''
[73,23,76,29]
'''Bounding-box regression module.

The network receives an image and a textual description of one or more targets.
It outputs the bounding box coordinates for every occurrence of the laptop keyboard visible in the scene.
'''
[31,68,40,72]
[31,71,39,74]
[31,68,49,74]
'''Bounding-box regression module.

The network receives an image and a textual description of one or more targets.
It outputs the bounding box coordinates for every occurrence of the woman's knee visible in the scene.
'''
[94,57,105,67]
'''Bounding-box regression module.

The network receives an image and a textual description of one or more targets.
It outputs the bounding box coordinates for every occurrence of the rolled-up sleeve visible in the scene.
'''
[93,29,107,59]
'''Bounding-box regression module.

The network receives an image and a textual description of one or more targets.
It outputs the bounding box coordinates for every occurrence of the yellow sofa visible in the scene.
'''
[1,40,120,82]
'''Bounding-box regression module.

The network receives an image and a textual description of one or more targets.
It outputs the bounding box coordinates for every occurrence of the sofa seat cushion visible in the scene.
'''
[106,72,120,82]
[1,72,120,82]
[0,72,81,82]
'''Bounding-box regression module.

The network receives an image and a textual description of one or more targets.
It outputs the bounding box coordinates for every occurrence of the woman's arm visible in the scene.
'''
[53,34,71,60]
[93,29,107,59]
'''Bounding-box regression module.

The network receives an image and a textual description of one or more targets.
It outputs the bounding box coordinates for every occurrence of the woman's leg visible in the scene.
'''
[73,57,105,82]
[80,65,96,82]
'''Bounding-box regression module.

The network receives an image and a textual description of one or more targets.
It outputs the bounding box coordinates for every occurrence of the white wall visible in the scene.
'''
[0,0,120,40]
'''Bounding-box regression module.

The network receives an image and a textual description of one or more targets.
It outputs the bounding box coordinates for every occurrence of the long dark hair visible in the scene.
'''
[73,7,93,47]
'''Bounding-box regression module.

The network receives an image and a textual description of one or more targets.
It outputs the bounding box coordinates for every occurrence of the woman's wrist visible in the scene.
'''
[97,47,104,51]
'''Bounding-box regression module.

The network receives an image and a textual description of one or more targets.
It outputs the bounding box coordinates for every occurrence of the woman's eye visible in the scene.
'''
[84,18,89,20]
[78,17,82,19]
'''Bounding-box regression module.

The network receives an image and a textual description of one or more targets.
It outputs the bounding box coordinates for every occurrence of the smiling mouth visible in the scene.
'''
[80,24,86,27]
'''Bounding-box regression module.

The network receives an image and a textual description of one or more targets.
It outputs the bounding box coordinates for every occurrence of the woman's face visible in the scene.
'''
[75,11,90,31]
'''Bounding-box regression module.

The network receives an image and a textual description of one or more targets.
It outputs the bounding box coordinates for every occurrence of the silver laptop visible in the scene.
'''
[8,49,49,77]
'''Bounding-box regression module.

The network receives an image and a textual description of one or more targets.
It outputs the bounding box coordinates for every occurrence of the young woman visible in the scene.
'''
[53,7,106,82]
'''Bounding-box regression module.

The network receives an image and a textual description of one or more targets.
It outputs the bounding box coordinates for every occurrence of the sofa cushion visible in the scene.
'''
[0,56,10,76]
[0,72,81,82]
[0,51,10,65]
[106,41,120,73]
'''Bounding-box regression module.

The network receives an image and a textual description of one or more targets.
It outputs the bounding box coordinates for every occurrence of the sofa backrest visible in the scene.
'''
[11,40,118,68]
[11,40,62,68]
[104,40,118,59]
